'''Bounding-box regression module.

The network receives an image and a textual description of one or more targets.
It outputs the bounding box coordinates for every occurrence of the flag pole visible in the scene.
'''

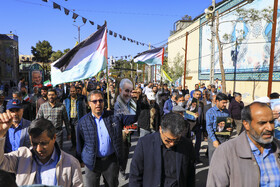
[105,21,110,110]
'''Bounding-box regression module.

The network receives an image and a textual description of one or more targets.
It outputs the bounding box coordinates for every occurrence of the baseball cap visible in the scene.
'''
[146,92,156,101]
[7,99,22,110]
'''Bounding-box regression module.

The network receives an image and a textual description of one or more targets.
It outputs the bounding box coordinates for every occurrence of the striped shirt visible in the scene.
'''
[37,102,70,135]
[206,105,230,142]
[247,136,280,187]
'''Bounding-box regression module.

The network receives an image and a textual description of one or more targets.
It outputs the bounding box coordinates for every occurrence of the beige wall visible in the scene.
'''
[168,20,201,91]
[168,19,280,104]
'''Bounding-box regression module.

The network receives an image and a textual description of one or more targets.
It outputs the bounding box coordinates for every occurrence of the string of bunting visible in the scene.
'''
[41,0,156,49]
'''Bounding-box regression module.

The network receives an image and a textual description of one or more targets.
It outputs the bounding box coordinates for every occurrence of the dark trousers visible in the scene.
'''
[84,154,119,187]
[70,118,78,147]
[120,133,131,174]
[56,130,63,149]
[192,125,202,161]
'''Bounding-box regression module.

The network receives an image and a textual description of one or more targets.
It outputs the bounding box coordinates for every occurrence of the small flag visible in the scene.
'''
[23,94,30,102]
[64,8,70,15]
[133,47,164,66]
[53,2,61,10]
[51,23,108,86]
[72,13,78,19]
[82,17,87,24]
[89,21,94,25]
[161,69,173,82]
[44,80,52,87]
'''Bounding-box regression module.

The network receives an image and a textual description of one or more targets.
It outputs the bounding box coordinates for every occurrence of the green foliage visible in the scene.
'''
[182,14,192,21]
[50,48,71,62]
[50,50,63,62]
[31,40,53,63]
[163,53,184,81]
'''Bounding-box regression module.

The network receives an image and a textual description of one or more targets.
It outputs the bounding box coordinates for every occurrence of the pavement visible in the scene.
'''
[62,130,211,187]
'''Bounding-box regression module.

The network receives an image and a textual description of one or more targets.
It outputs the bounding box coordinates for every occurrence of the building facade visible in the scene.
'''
[0,34,19,84]
[168,0,280,103]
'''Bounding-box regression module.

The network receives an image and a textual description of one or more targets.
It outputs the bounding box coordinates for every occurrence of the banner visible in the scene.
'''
[51,24,108,86]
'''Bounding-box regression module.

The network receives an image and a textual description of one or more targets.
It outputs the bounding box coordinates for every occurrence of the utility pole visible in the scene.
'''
[267,0,278,96]
[183,32,189,90]
[209,0,216,85]
[73,24,85,43]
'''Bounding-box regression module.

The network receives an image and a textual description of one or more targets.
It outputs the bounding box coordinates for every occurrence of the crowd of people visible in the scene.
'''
[0,76,279,187]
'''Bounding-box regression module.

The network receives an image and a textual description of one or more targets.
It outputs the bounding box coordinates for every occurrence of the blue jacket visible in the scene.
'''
[5,118,31,153]
[76,110,137,171]
[163,99,173,115]
[129,132,195,187]
[64,96,86,120]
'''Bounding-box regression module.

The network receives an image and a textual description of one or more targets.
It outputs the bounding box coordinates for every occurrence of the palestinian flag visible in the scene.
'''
[44,80,52,87]
[51,23,108,86]
[133,47,164,66]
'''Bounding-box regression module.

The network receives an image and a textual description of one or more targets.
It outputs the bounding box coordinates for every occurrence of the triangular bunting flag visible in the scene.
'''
[114,33,117,37]
[64,8,70,15]
[53,2,61,10]
[82,17,87,24]
[97,25,101,29]
[89,21,94,25]
[72,13,78,19]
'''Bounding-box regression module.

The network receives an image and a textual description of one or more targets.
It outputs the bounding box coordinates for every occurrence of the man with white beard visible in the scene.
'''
[114,79,136,115]
[207,102,280,187]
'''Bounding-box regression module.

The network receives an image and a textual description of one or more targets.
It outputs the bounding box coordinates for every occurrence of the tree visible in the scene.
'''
[50,50,63,62]
[31,40,53,63]
[50,48,71,62]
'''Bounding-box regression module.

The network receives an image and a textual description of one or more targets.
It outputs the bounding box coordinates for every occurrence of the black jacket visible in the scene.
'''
[137,98,160,131]
[129,132,195,187]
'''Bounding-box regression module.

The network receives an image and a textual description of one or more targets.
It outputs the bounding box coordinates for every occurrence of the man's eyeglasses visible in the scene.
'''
[161,131,181,144]
[90,99,104,104]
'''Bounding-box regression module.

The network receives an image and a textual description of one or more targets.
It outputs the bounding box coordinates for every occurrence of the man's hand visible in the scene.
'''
[213,140,219,148]
[0,111,13,138]
[226,128,233,132]
[80,162,85,168]
[67,135,71,140]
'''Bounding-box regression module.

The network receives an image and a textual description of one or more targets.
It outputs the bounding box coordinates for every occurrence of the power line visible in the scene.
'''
[74,9,182,17]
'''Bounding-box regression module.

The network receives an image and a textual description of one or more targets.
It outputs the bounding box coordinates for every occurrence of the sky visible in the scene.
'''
[1,0,224,58]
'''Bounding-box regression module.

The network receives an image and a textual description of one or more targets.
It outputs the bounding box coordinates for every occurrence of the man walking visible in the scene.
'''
[129,113,195,187]
[4,99,31,153]
[64,86,86,149]
[76,90,138,187]
[0,117,83,186]
[37,88,70,149]
[206,93,232,162]
[207,102,280,186]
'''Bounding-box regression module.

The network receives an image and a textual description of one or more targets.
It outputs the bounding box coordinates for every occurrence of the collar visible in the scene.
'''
[12,118,23,129]
[91,112,104,120]
[247,134,273,156]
